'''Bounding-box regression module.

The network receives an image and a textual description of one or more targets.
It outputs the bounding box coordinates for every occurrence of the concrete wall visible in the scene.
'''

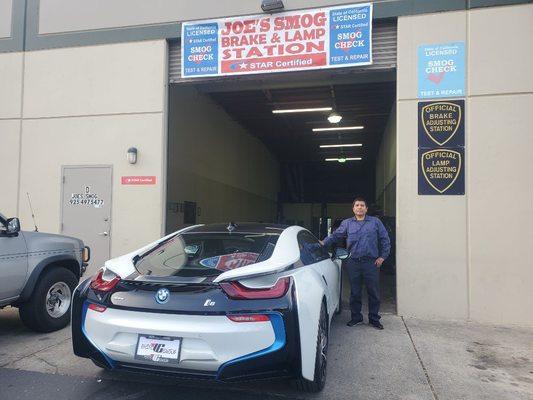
[3,40,168,257]
[375,104,396,217]
[38,0,376,34]
[0,51,23,217]
[396,3,533,326]
[166,85,279,232]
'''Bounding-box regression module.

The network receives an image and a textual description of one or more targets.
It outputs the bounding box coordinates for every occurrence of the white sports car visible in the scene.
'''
[72,223,348,392]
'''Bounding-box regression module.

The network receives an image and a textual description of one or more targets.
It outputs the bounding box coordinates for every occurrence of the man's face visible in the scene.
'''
[353,201,368,217]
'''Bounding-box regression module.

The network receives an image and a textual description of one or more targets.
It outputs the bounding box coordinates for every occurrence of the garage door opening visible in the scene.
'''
[166,75,396,313]
[165,19,397,313]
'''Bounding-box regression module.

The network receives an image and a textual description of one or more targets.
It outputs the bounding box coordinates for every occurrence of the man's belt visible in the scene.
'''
[351,256,375,262]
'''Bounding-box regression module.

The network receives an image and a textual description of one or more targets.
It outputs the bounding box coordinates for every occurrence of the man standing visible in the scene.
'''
[321,198,391,329]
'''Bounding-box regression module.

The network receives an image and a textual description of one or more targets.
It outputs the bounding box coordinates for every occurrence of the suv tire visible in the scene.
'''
[295,301,329,393]
[19,267,78,332]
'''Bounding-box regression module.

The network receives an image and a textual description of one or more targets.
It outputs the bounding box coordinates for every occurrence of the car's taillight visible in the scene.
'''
[220,277,290,300]
[88,303,107,313]
[227,314,270,323]
[89,269,120,292]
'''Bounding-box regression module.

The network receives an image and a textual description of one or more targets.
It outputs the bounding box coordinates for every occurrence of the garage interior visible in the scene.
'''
[165,72,397,311]
[165,20,397,311]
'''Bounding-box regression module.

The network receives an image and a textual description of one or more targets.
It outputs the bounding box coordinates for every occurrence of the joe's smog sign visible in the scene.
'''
[418,100,465,195]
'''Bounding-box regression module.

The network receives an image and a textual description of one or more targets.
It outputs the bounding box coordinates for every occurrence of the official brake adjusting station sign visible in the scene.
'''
[181,3,372,78]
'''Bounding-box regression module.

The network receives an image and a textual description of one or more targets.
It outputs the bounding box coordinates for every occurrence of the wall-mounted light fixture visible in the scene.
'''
[261,0,284,13]
[127,147,138,164]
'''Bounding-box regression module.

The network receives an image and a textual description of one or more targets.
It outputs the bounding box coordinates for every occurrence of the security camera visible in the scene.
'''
[261,0,284,13]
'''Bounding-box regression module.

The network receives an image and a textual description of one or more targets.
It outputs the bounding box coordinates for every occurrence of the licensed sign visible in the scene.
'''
[418,42,465,99]
[181,3,372,78]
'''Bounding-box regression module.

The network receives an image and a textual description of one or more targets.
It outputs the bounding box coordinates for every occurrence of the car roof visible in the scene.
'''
[184,222,289,234]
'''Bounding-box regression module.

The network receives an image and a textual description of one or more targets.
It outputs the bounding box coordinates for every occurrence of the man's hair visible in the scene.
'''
[352,197,367,207]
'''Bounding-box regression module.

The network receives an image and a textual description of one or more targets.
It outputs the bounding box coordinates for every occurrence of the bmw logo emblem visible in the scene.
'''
[155,288,170,304]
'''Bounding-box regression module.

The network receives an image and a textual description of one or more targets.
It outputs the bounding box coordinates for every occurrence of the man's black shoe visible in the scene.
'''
[346,318,363,327]
[370,320,384,330]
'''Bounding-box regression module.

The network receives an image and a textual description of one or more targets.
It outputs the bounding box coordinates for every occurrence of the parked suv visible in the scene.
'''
[0,212,89,332]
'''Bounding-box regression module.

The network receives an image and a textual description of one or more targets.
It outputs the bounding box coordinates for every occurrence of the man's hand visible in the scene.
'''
[375,257,385,267]
[319,240,324,246]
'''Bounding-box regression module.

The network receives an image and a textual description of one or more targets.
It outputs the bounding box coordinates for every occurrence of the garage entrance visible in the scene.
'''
[165,20,397,312]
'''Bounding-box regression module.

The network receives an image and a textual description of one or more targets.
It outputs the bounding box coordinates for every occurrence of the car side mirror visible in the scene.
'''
[334,247,349,260]
[6,217,21,235]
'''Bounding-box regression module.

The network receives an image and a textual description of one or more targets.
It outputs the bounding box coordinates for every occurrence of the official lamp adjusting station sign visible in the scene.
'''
[418,100,465,195]
[182,3,372,78]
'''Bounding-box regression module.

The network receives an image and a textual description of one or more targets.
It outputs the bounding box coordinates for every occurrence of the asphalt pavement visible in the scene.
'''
[1,303,532,400]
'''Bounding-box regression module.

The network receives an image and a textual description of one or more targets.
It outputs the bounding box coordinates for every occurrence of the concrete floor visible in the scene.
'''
[1,296,532,400]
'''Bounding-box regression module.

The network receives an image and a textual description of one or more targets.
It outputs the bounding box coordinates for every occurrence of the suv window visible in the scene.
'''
[297,231,329,266]
[134,232,280,278]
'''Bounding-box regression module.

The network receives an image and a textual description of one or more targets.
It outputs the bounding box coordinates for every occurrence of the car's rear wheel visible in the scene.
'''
[19,267,78,332]
[296,301,328,393]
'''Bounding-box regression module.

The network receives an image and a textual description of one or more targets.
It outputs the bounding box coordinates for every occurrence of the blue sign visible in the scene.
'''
[418,42,465,99]
[182,23,218,77]
[329,4,372,67]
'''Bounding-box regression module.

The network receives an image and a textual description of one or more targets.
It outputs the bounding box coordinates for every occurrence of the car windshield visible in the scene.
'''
[134,232,280,278]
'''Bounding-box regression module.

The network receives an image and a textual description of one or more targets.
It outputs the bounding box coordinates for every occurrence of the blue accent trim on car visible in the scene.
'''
[216,312,286,379]
[81,301,116,369]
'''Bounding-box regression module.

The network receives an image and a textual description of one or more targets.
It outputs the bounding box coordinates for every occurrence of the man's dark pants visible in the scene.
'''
[345,257,381,323]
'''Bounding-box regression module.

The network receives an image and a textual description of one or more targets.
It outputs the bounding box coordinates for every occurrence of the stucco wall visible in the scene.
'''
[396,3,533,326]
[12,40,168,257]
[166,85,279,231]
[38,0,376,34]
[0,51,23,217]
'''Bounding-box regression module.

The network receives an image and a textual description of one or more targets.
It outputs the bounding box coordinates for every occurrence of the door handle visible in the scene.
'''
[98,231,109,236]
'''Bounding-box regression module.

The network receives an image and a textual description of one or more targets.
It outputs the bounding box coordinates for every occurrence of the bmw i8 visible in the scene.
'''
[72,223,348,392]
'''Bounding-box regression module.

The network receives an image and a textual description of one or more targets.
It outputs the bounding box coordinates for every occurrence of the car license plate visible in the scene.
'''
[134,335,181,365]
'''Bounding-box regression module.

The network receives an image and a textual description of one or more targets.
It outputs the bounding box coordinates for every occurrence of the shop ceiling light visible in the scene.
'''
[319,143,362,148]
[313,126,364,132]
[325,157,362,162]
[327,112,342,124]
[272,107,332,114]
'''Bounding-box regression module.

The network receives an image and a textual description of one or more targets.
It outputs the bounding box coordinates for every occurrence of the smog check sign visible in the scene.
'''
[181,3,372,78]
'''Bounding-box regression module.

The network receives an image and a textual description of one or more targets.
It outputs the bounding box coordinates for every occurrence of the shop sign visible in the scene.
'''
[419,148,464,194]
[69,186,104,207]
[418,100,464,148]
[121,176,157,185]
[418,100,465,195]
[418,42,465,99]
[181,3,372,78]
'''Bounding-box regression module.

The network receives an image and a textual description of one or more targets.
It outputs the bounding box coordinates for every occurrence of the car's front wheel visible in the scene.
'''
[296,301,329,392]
[19,267,78,332]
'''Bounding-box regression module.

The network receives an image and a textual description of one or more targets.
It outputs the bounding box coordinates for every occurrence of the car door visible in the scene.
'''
[297,231,339,316]
[0,219,28,301]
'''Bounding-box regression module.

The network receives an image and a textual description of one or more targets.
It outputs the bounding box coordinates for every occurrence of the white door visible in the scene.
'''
[61,166,112,276]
